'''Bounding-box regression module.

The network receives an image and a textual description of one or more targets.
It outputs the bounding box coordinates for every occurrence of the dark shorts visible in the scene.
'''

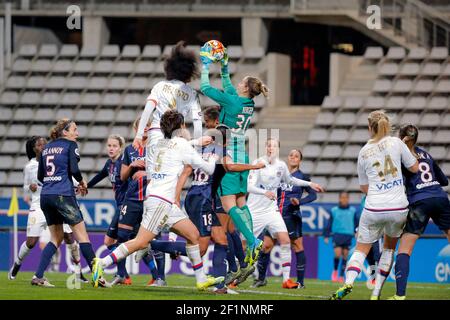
[185,187,221,237]
[119,199,144,233]
[283,212,303,239]
[332,233,353,249]
[404,197,450,236]
[41,195,84,226]
[214,194,225,214]
[106,207,121,239]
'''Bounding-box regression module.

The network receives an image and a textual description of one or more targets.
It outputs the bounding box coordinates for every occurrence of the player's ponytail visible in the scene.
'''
[49,118,74,141]
[25,136,41,160]
[399,124,419,146]
[246,76,269,99]
[368,110,391,143]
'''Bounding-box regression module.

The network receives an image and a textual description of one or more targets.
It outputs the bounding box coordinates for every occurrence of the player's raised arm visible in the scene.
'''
[282,162,324,192]
[222,154,265,172]
[220,48,237,96]
[87,162,109,188]
[133,97,157,150]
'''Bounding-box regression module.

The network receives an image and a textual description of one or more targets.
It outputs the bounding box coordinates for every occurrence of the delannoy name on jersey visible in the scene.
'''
[42,147,64,156]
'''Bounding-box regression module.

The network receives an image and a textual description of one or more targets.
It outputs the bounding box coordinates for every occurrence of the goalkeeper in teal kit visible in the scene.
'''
[200,42,269,265]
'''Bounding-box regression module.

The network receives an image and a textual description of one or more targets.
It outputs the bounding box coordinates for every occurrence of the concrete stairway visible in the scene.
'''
[255,106,321,159]
[338,63,378,96]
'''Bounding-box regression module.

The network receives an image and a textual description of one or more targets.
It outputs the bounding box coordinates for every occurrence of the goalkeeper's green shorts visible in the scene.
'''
[218,170,249,196]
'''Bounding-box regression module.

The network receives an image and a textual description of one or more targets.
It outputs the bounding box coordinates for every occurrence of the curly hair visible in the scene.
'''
[164,41,199,83]
[25,136,42,160]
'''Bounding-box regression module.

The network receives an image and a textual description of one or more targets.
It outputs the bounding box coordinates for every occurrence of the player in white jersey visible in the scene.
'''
[8,136,86,282]
[246,138,324,288]
[92,110,223,290]
[133,41,210,177]
[331,110,419,300]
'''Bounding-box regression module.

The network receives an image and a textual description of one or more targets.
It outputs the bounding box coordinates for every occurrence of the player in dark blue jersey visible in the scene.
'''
[32,119,104,287]
[389,125,450,300]
[253,148,317,289]
[87,134,132,284]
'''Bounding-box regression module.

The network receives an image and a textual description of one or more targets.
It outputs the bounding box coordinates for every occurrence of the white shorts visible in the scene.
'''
[146,129,164,177]
[357,208,408,244]
[251,207,287,239]
[141,196,187,234]
[28,207,72,242]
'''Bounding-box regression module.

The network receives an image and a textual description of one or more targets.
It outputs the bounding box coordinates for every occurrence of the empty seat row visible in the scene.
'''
[373,79,450,94]
[378,62,450,77]
[364,46,448,63]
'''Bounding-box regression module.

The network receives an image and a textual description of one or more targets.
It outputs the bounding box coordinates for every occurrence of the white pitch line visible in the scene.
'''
[161,285,329,299]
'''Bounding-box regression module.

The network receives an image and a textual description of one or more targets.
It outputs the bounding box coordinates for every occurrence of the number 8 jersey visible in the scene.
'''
[357,136,417,211]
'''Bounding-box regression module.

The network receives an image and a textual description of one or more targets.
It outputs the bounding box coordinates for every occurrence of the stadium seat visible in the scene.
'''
[1,140,21,154]
[35,108,55,121]
[421,113,440,127]
[60,44,79,58]
[441,114,450,128]
[322,96,342,110]
[28,124,48,137]
[155,61,165,75]
[302,144,322,159]
[55,108,74,119]
[312,176,328,189]
[0,156,14,169]
[335,161,356,175]
[0,107,13,121]
[365,96,384,110]
[379,62,399,77]
[94,60,115,74]
[315,112,334,126]
[357,112,369,126]
[18,44,37,57]
[428,96,448,110]
[327,177,348,191]
[88,77,109,91]
[102,93,122,107]
[121,45,140,59]
[67,76,89,90]
[80,46,99,58]
[47,76,67,90]
[75,109,96,122]
[134,61,155,75]
[31,59,53,73]
[385,96,406,110]
[363,46,383,63]
[116,109,138,123]
[88,125,110,139]
[6,75,26,90]
[79,157,97,171]
[77,125,88,137]
[14,108,34,121]
[1,91,19,105]
[400,113,420,125]
[347,177,361,192]
[94,109,115,124]
[111,126,131,140]
[399,63,420,77]
[393,79,413,93]
[406,47,427,61]
[413,79,434,93]
[40,93,60,107]
[442,64,450,76]
[343,97,363,110]
[244,47,265,61]
[321,145,342,158]
[61,92,81,106]
[74,60,93,74]
[52,60,73,74]
[418,129,433,144]
[101,45,120,59]
[373,79,391,93]
[20,92,40,106]
[435,79,450,93]
[308,128,328,143]
[406,96,426,110]
[12,59,31,73]
[149,77,165,88]
[335,112,356,126]
[350,129,369,143]
[428,146,447,160]
[0,124,6,136]
[421,62,442,77]
[109,77,129,91]
[328,129,349,143]
[7,124,28,138]
[122,93,144,107]
[300,160,314,173]
[227,46,243,60]
[81,141,103,155]
[38,44,58,58]
[434,130,450,144]
[142,45,162,59]
[81,93,101,106]
[429,47,448,61]
[114,61,135,74]
[386,47,406,61]
[7,172,23,185]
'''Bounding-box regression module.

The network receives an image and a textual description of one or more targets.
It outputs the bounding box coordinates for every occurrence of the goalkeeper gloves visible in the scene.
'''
[200,44,213,68]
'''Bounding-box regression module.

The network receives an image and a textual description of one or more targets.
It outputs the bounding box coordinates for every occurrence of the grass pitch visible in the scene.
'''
[0,272,449,300]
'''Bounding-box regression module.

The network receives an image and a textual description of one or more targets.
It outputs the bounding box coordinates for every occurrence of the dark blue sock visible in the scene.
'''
[340,259,347,278]
[395,253,410,296]
[296,250,306,285]
[35,242,57,278]
[143,254,158,279]
[153,250,166,280]
[230,231,247,268]
[79,242,95,270]
[226,233,238,273]
[257,251,270,281]
[151,240,187,256]
[107,243,118,251]
[213,244,228,289]
[366,247,376,267]
[333,257,340,270]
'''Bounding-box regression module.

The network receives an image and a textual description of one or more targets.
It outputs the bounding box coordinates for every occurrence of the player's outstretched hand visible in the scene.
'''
[132,137,144,150]
[200,44,213,67]
[310,182,325,193]
[254,161,266,169]
[29,183,38,192]
[265,191,277,200]
[132,170,147,181]
[221,47,229,68]
[290,198,300,206]
[77,180,88,196]
[198,136,213,146]
[131,159,146,169]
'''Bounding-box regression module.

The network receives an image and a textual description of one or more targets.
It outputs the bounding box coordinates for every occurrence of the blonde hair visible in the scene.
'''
[246,76,269,99]
[108,134,125,151]
[49,118,74,141]
[368,110,391,143]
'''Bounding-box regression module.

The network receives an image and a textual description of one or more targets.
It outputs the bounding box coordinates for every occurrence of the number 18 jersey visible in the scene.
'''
[357,136,417,211]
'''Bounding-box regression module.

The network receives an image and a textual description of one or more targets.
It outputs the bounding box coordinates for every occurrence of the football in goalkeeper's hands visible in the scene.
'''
[201,40,225,62]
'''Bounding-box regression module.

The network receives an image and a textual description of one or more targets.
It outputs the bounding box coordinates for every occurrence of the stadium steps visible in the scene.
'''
[255,106,321,158]
[338,62,378,97]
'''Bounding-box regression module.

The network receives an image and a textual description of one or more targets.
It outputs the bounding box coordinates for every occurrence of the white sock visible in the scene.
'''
[66,242,81,264]
[51,248,61,270]
[16,242,32,265]
[372,249,394,297]
[101,243,129,268]
[186,244,207,283]
[345,250,366,285]
[280,243,292,282]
